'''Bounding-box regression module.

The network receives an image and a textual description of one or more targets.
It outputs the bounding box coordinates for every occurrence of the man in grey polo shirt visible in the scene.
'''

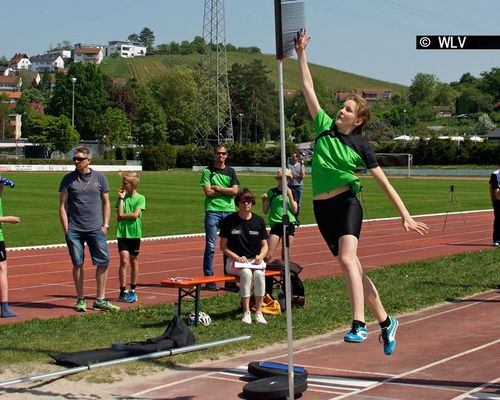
[59,147,119,312]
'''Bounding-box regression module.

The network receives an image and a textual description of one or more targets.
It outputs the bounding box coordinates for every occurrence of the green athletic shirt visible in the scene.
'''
[312,109,378,196]
[0,198,4,241]
[116,192,146,239]
[200,165,239,212]
[266,187,296,227]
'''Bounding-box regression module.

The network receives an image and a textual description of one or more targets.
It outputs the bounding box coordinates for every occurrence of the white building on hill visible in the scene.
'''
[104,41,146,58]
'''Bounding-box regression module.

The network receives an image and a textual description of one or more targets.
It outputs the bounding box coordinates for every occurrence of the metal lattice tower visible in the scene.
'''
[194,0,233,145]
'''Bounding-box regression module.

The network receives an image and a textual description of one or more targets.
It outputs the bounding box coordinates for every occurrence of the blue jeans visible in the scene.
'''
[289,185,303,218]
[65,229,110,267]
[203,211,232,276]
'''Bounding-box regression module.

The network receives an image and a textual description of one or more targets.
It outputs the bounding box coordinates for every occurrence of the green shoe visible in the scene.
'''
[93,299,120,312]
[75,298,87,312]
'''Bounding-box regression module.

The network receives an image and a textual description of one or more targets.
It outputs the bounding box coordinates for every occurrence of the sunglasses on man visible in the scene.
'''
[73,157,88,162]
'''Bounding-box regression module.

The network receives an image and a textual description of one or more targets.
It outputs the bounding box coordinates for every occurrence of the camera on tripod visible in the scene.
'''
[443,184,467,231]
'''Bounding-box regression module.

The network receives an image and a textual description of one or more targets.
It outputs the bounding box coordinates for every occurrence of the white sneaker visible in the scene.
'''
[255,311,267,324]
[242,311,252,324]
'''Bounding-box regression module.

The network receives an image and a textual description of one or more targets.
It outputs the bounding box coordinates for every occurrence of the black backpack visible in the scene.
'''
[266,260,305,311]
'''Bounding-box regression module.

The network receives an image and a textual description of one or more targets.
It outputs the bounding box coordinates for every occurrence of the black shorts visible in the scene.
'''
[117,238,141,256]
[0,241,6,262]
[269,222,296,237]
[313,190,362,256]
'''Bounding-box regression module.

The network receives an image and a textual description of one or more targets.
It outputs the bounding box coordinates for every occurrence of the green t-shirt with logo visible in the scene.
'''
[116,192,146,239]
[266,187,296,227]
[312,109,378,196]
[200,165,239,212]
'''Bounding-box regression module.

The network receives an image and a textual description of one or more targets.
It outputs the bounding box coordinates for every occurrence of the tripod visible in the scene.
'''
[442,185,468,231]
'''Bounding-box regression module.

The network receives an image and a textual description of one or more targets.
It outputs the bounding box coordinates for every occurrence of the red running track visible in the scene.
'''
[2,210,494,325]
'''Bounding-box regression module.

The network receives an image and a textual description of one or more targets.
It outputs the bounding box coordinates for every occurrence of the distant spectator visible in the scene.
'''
[287,152,305,224]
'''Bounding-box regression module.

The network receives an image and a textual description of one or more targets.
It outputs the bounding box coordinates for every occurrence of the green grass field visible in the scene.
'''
[1,170,491,247]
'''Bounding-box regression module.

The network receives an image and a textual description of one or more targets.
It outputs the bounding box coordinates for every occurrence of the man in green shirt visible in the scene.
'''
[200,144,239,290]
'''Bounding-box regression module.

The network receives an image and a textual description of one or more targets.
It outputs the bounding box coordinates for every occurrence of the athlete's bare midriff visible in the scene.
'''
[313,184,351,201]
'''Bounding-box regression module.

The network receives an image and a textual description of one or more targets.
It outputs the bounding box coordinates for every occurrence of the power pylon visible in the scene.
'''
[194,0,234,146]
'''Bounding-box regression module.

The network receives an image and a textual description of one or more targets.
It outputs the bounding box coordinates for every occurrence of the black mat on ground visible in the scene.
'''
[248,361,308,379]
[49,315,195,367]
[242,375,307,399]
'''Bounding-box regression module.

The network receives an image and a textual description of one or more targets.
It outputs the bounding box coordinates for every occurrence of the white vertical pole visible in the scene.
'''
[277,60,295,400]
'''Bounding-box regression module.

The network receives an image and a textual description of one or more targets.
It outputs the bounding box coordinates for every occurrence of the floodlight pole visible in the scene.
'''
[70,77,77,128]
[277,59,295,400]
[239,113,244,144]
[403,109,407,140]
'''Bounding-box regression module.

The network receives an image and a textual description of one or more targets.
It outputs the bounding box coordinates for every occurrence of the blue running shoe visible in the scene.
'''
[344,325,368,343]
[126,291,138,303]
[380,316,399,356]
[119,291,129,302]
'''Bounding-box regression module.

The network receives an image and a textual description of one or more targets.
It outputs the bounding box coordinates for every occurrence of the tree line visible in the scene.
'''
[3,32,498,162]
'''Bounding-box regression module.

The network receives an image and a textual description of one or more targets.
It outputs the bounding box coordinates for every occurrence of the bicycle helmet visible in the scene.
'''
[188,311,212,326]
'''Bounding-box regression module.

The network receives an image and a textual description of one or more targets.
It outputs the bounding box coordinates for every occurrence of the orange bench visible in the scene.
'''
[161,270,282,325]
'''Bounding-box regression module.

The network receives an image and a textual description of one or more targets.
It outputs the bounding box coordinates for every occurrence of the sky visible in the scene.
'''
[2,0,499,86]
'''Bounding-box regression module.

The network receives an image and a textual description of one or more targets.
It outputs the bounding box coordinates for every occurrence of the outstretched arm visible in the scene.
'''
[370,166,429,235]
[295,28,321,120]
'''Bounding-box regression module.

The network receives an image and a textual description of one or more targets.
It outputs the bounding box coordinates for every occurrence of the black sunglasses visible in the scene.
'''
[73,157,88,162]
[216,152,227,156]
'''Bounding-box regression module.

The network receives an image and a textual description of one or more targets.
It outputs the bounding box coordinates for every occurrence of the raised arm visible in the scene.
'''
[295,28,321,120]
[261,192,270,214]
[369,166,429,235]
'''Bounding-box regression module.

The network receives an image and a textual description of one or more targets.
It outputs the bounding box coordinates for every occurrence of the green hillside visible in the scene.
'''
[100,52,407,93]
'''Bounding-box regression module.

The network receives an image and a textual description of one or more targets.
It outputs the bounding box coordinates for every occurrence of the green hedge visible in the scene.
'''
[172,142,296,168]
[374,138,499,166]
[140,144,176,170]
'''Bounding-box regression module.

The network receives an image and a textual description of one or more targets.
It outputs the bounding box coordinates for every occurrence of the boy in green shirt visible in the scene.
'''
[116,172,146,303]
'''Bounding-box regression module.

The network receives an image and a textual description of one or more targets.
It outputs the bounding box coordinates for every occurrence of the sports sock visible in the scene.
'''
[379,316,391,330]
[1,302,18,318]
[130,284,136,291]
[120,287,127,295]
[353,319,366,328]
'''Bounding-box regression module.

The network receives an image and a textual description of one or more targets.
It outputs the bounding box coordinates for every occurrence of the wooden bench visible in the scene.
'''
[161,270,282,325]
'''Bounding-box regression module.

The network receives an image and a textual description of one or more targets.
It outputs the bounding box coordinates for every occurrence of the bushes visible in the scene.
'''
[140,144,176,170]
[171,142,294,168]
[374,138,499,166]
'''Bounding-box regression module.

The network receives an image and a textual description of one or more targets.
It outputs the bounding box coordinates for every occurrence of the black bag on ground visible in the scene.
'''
[265,260,305,311]
[50,315,195,367]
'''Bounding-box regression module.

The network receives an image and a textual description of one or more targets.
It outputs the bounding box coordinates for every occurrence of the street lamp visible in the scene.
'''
[403,109,407,139]
[238,113,244,144]
[70,77,77,128]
